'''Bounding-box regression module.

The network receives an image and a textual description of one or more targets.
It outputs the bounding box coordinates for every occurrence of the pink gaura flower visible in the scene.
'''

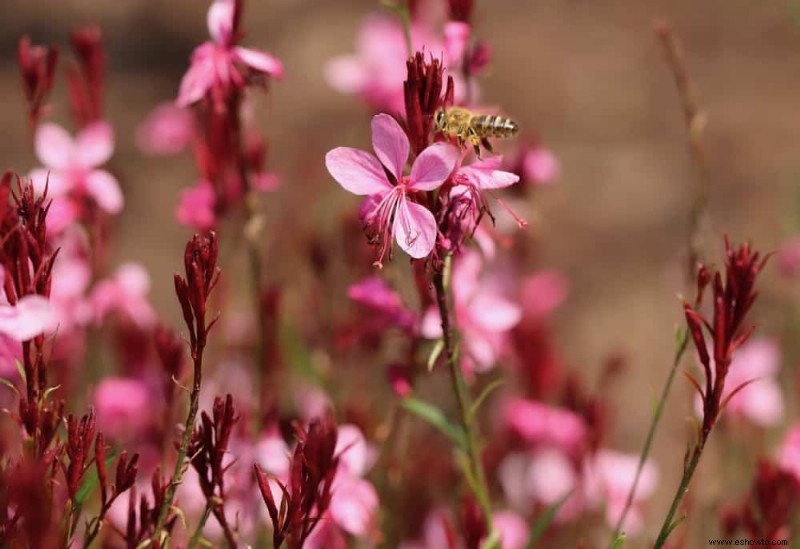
[136,102,195,156]
[325,16,442,113]
[0,268,57,342]
[422,250,521,372]
[692,337,783,427]
[30,120,123,214]
[327,425,379,538]
[94,377,154,440]
[493,511,529,549]
[347,276,416,332]
[177,0,283,108]
[326,114,460,265]
[90,263,157,328]
[503,398,588,454]
[520,270,568,322]
[515,145,560,185]
[498,449,579,515]
[584,449,659,536]
[176,180,217,230]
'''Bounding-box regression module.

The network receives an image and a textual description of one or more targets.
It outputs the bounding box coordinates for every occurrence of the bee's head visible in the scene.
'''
[434,109,446,130]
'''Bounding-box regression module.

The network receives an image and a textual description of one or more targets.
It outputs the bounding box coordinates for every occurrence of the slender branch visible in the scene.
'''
[153,347,204,539]
[187,504,213,549]
[432,255,493,531]
[653,441,705,548]
[610,21,709,542]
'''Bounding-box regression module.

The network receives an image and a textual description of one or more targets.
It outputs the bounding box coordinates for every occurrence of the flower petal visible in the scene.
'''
[35,123,75,170]
[325,147,392,196]
[233,47,284,78]
[470,294,522,332]
[408,143,459,191]
[177,46,215,107]
[85,170,124,214]
[0,296,57,340]
[77,121,114,168]
[371,114,408,181]
[207,0,235,44]
[28,168,70,197]
[393,199,436,259]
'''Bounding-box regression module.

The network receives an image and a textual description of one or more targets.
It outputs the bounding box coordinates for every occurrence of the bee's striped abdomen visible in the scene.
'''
[472,115,519,138]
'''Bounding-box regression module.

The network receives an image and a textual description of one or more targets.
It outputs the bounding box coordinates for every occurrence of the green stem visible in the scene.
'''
[610,330,690,542]
[152,351,203,540]
[187,504,213,549]
[432,256,493,531]
[653,441,705,548]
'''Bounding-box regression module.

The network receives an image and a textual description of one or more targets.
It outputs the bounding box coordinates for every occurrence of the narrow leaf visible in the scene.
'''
[15,360,25,383]
[468,378,506,423]
[525,488,574,549]
[0,377,19,396]
[611,533,626,549]
[402,396,466,449]
[75,448,118,506]
[427,339,444,372]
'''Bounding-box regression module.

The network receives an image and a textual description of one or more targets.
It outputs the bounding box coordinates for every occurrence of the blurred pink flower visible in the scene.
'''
[584,449,658,536]
[776,424,800,483]
[348,276,416,331]
[329,424,379,537]
[0,268,57,342]
[30,120,123,214]
[325,16,442,113]
[503,398,587,454]
[777,236,800,278]
[94,377,153,440]
[498,449,578,515]
[493,510,529,549]
[422,251,522,372]
[48,233,92,330]
[693,337,783,427]
[523,146,559,184]
[520,270,569,321]
[136,102,195,155]
[90,263,157,328]
[177,0,283,108]
[176,180,217,230]
[443,21,470,66]
[326,114,459,264]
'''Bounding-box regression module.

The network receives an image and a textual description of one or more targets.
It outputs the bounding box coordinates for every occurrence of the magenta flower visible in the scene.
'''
[422,250,521,371]
[692,337,784,427]
[135,102,195,156]
[347,276,416,332]
[89,263,157,328]
[177,0,283,108]
[94,377,154,440]
[176,180,217,230]
[30,120,123,214]
[326,114,460,265]
[503,398,588,454]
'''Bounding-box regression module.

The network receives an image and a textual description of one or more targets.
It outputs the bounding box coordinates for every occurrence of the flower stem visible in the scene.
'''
[653,441,705,548]
[432,255,493,531]
[610,329,690,541]
[153,349,204,540]
[187,504,213,549]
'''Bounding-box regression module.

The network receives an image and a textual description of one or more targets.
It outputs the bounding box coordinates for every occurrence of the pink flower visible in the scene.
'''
[493,511,529,549]
[522,146,559,185]
[503,398,587,454]
[136,102,195,155]
[498,449,578,513]
[422,251,521,372]
[48,232,92,331]
[0,268,57,342]
[30,120,123,214]
[89,263,157,328]
[326,114,459,265]
[94,377,154,440]
[520,270,568,322]
[776,424,800,483]
[325,16,442,113]
[693,337,783,427]
[177,0,283,108]
[777,236,800,278]
[584,450,659,536]
[176,180,217,230]
[347,276,416,331]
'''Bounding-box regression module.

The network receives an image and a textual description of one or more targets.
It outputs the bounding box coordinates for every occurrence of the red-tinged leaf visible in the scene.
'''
[719,377,760,415]
[254,464,280,528]
[682,370,705,401]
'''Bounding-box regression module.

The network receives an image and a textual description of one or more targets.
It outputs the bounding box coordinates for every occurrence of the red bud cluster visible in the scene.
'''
[404,52,453,155]
[17,36,58,131]
[67,25,105,127]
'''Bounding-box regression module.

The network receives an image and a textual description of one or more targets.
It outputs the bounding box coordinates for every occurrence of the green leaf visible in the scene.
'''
[0,377,19,396]
[75,448,118,507]
[402,396,466,449]
[427,340,444,371]
[663,513,686,540]
[43,384,61,401]
[468,378,506,424]
[479,528,501,549]
[611,533,626,549]
[525,488,574,549]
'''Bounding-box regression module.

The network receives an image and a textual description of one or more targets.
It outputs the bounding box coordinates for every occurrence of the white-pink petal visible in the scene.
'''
[85,170,124,214]
[35,123,75,170]
[469,294,522,332]
[408,143,459,191]
[233,47,284,78]
[393,199,436,259]
[325,147,392,196]
[28,168,70,197]
[0,295,58,341]
[207,0,235,45]
[330,475,378,536]
[177,48,215,107]
[371,114,409,182]
[76,121,114,168]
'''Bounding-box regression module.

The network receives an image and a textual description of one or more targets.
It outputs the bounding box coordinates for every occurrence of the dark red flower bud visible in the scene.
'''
[17,36,58,130]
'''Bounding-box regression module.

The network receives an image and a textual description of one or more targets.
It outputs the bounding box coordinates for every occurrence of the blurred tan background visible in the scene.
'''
[1,0,798,542]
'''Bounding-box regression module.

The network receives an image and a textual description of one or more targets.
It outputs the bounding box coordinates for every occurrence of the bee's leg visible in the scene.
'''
[480,137,493,153]
[468,127,482,158]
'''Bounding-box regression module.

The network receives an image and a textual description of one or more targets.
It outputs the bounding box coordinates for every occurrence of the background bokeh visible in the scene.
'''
[1,0,798,544]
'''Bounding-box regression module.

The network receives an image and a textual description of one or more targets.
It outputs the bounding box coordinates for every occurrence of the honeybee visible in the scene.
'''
[433,107,519,157]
